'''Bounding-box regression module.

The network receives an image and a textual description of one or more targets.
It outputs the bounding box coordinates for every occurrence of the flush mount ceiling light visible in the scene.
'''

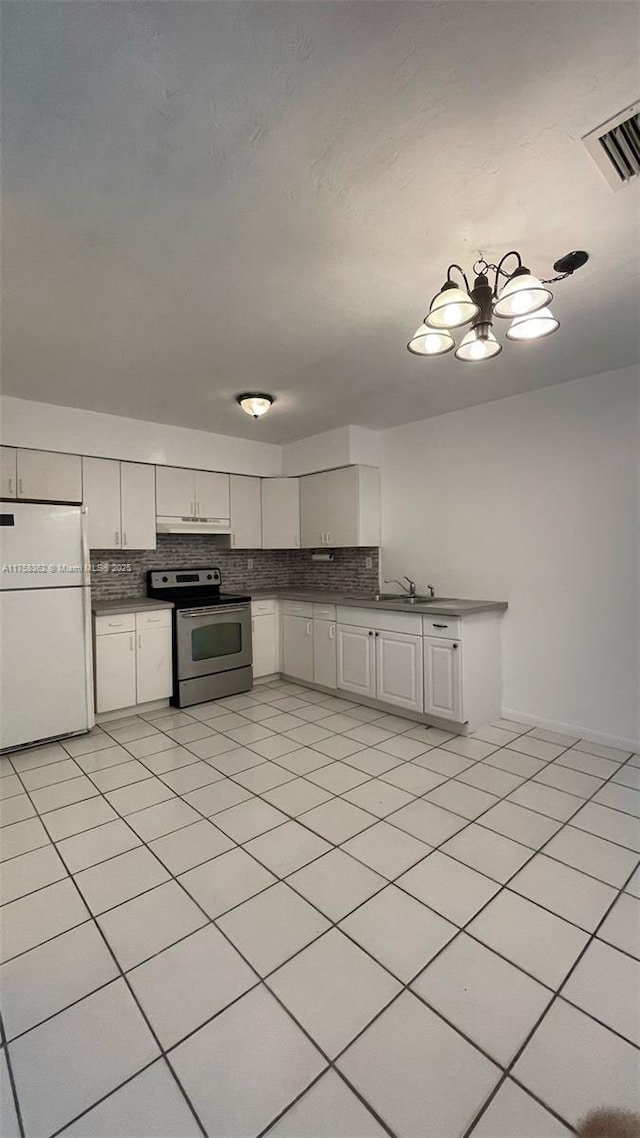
[409,250,588,364]
[235,392,274,419]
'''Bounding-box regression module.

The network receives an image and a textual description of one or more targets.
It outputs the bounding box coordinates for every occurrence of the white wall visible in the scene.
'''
[379,366,640,747]
[282,425,380,475]
[0,397,283,477]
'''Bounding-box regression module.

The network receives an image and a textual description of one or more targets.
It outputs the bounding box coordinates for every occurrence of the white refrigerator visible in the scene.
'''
[0,503,94,751]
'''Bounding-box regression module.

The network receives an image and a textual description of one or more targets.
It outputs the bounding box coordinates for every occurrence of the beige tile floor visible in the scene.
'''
[1,680,639,1137]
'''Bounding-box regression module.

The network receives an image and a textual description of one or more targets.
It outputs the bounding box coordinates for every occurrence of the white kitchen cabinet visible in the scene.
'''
[155,466,195,517]
[252,617,279,678]
[261,478,300,548]
[313,619,337,689]
[376,629,423,713]
[16,449,82,504]
[120,462,156,550]
[337,623,376,699]
[230,475,262,548]
[282,613,314,682]
[299,465,380,547]
[95,630,137,713]
[136,623,172,704]
[83,458,156,550]
[423,637,462,721]
[1,447,17,498]
[195,471,229,520]
[94,608,172,713]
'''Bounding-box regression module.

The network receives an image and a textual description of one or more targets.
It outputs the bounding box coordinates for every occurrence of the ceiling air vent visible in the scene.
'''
[582,102,640,190]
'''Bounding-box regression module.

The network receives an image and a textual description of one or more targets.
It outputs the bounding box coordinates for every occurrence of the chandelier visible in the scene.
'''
[408,250,588,362]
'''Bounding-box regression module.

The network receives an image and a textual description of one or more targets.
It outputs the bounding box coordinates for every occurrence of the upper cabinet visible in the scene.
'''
[155,466,230,522]
[261,478,300,548]
[230,475,262,549]
[1,447,16,498]
[2,448,82,503]
[194,471,229,520]
[300,465,380,547]
[83,457,156,550]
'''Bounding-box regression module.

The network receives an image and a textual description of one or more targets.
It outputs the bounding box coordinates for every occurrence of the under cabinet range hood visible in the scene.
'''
[156,515,231,536]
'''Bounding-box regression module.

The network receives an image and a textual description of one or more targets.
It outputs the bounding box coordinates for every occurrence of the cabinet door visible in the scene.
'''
[95,631,137,713]
[83,457,121,549]
[300,472,328,547]
[376,630,423,712]
[121,463,156,550]
[195,471,230,520]
[282,614,314,682]
[313,620,337,689]
[326,467,358,547]
[423,637,462,721]
[261,479,300,548]
[1,447,17,498]
[136,625,172,703]
[252,613,279,678]
[230,475,262,548]
[155,466,195,517]
[17,450,82,503]
[337,623,376,699]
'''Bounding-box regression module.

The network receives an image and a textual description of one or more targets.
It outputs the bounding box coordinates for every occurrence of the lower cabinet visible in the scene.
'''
[337,623,422,711]
[251,599,280,679]
[337,624,376,699]
[423,636,462,720]
[95,609,172,713]
[313,618,337,689]
[376,629,424,713]
[282,613,314,683]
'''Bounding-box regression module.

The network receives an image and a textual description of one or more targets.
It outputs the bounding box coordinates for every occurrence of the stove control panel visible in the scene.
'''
[148,567,221,591]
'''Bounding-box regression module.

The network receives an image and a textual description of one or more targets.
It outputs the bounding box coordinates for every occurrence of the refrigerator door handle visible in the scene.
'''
[80,509,95,729]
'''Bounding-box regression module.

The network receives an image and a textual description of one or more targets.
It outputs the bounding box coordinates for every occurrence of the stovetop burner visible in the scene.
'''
[146,566,250,608]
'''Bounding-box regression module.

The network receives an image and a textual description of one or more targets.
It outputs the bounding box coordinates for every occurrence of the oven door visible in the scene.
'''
[176,604,252,680]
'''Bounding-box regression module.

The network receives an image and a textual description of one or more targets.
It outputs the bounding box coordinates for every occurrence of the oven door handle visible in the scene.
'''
[178,605,249,617]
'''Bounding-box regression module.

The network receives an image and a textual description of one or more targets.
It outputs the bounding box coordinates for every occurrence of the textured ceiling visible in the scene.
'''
[1,1,639,443]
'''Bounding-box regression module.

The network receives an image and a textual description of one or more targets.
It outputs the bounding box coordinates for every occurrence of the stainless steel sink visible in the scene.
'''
[342,594,466,607]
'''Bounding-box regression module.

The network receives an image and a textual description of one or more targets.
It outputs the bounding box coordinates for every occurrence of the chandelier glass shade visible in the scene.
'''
[407,324,455,356]
[506,307,560,341]
[493,267,553,319]
[408,250,586,364]
[425,283,479,330]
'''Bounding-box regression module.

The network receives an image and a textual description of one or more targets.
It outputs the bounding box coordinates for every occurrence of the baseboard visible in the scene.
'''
[502,707,639,754]
[96,698,170,723]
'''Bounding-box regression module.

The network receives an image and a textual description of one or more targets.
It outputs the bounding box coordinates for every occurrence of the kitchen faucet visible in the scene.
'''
[384,576,417,597]
[384,577,436,599]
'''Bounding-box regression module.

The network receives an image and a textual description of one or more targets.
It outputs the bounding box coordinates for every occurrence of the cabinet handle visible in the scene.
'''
[368,630,373,637]
[114,530,120,546]
[138,634,142,649]
[375,631,379,637]
[231,533,235,547]
[251,619,255,632]
[7,478,13,495]
[327,532,331,544]
[453,643,459,650]
[306,622,312,635]
[433,623,447,629]
[18,478,23,495]
[129,636,134,652]
[123,532,128,547]
[329,624,335,639]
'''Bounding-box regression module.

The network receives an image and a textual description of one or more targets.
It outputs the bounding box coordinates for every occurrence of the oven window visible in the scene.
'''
[192,621,242,661]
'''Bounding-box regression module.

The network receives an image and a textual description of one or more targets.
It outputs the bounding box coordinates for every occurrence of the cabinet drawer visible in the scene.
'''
[422,614,461,640]
[136,609,172,630]
[251,598,277,615]
[283,600,313,618]
[313,603,336,620]
[337,606,422,636]
[95,613,136,635]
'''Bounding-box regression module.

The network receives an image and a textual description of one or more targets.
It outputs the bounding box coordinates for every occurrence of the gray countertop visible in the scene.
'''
[92,598,174,616]
[248,588,507,616]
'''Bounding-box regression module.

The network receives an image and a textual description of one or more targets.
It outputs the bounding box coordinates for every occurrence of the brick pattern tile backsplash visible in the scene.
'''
[90,536,379,600]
